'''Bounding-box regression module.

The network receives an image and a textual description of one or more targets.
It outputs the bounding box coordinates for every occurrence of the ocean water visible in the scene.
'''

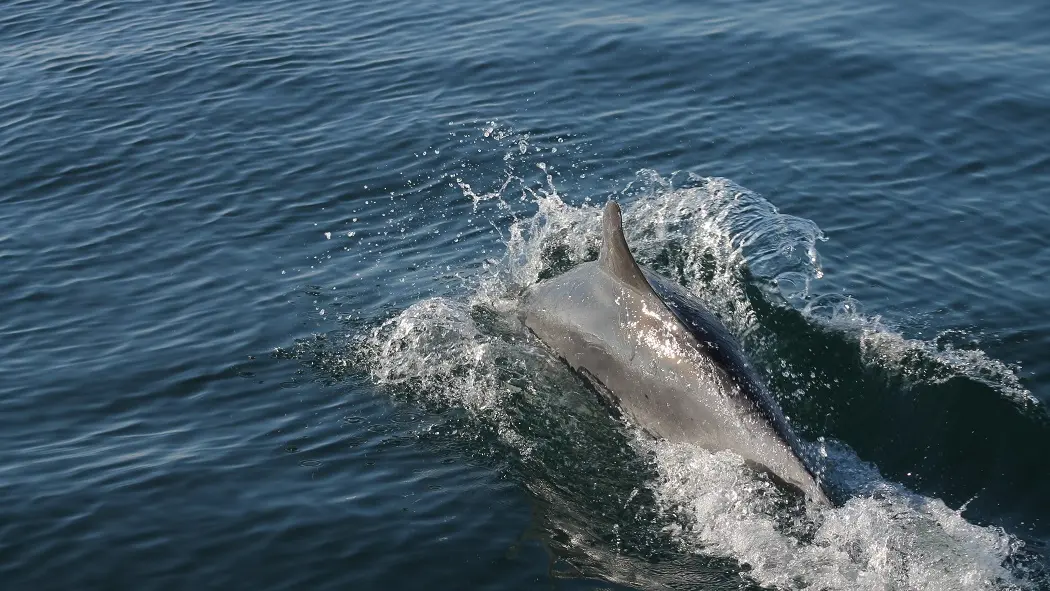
[2,0,1049,589]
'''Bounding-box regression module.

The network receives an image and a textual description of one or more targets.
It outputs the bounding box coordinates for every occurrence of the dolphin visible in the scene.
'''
[523,201,830,505]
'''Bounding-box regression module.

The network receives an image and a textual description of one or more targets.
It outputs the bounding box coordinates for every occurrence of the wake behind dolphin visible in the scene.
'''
[523,201,831,504]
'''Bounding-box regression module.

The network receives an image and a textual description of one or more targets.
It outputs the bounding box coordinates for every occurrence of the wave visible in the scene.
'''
[355,163,1044,589]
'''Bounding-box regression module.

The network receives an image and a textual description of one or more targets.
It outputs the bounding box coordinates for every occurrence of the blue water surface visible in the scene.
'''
[2,0,1049,589]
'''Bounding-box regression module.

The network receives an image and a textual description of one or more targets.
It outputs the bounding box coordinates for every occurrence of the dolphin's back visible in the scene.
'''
[641,269,798,456]
[523,202,829,504]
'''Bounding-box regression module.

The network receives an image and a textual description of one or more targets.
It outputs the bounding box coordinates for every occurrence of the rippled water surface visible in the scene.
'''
[2,1,1049,589]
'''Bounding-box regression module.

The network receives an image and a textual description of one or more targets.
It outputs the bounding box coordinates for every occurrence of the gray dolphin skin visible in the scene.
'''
[523,201,831,505]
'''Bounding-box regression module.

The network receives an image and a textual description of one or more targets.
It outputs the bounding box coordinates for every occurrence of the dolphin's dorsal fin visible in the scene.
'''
[599,202,653,294]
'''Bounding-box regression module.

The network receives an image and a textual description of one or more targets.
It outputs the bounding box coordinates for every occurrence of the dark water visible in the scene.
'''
[3,0,1049,589]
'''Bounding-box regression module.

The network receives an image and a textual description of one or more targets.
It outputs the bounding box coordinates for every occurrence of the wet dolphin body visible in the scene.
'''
[523,201,830,504]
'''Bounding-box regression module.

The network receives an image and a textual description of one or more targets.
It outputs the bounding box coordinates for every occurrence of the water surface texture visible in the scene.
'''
[2,0,1049,589]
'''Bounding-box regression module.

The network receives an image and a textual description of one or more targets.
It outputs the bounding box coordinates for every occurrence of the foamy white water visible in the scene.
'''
[647,437,1023,590]
[361,167,1039,590]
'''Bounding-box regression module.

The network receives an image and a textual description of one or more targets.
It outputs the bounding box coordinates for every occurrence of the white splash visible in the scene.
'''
[647,437,1025,590]
[804,297,1038,407]
[359,161,1039,590]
